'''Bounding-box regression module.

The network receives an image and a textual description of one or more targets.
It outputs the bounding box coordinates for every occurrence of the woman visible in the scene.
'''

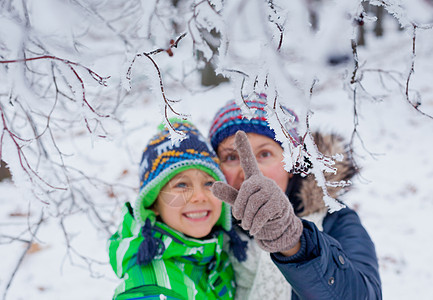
[209,94,382,299]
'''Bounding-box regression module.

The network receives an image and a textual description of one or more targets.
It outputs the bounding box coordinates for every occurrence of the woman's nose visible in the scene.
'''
[232,166,245,190]
[238,167,245,183]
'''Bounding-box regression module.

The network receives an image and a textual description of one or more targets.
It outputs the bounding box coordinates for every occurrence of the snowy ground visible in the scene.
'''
[1,24,433,300]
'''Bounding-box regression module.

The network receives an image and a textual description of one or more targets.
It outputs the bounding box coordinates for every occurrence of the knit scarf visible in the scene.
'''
[108,203,236,300]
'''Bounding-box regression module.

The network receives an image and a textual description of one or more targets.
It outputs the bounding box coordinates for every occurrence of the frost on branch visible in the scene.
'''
[348,0,433,147]
[124,33,191,140]
[209,0,358,211]
[0,2,148,295]
[2,0,433,296]
[0,55,111,201]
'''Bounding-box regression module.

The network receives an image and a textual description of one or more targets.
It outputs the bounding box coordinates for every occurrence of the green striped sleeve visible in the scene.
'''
[115,284,184,300]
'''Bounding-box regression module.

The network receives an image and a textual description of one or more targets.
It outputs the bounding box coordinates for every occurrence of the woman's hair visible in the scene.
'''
[208,93,301,152]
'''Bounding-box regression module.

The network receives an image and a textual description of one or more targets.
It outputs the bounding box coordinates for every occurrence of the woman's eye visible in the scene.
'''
[228,154,238,160]
[258,151,271,159]
[223,153,239,162]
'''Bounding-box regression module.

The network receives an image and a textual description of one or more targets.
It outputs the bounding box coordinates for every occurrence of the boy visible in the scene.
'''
[108,120,242,300]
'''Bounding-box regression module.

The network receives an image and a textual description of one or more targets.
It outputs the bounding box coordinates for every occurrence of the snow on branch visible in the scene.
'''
[209,0,356,211]
[353,0,433,120]
[0,5,140,286]
[0,54,115,200]
[2,1,433,294]
[125,33,190,141]
[0,55,111,129]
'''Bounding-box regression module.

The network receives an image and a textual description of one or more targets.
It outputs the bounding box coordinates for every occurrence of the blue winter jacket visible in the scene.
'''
[270,133,382,299]
[271,207,382,300]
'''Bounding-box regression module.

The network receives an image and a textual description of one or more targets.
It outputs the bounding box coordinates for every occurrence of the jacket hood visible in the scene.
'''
[108,203,226,278]
[107,203,236,299]
[288,132,358,217]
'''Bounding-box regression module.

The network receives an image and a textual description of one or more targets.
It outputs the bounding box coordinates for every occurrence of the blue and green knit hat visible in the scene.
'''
[134,119,231,231]
[208,93,301,151]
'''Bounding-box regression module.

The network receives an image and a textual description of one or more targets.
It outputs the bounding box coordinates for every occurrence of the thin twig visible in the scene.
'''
[0,104,66,193]
[0,55,110,128]
[350,39,359,84]
[404,24,433,119]
[2,212,44,300]
[125,33,189,134]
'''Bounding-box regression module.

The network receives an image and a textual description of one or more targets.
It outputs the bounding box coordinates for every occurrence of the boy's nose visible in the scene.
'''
[189,186,209,203]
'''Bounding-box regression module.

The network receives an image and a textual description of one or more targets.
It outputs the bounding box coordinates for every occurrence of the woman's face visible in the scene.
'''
[152,169,222,238]
[217,133,291,191]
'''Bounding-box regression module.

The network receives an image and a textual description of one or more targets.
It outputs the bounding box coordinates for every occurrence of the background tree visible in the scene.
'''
[1,0,433,298]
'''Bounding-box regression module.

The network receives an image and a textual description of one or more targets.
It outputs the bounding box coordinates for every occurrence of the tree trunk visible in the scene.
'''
[0,160,11,181]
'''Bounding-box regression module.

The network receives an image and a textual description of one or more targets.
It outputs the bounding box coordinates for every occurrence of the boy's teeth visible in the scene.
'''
[185,211,208,219]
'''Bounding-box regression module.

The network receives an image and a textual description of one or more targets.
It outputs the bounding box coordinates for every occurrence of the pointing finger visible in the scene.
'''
[211,181,239,206]
[235,130,262,179]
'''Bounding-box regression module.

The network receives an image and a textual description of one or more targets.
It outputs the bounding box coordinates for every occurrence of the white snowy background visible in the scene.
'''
[1,1,433,299]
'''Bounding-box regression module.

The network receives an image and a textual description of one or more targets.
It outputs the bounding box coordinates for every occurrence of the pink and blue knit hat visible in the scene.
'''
[134,119,231,231]
[209,93,301,151]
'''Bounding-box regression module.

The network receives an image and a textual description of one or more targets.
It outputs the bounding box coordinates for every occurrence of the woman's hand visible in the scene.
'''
[212,130,303,254]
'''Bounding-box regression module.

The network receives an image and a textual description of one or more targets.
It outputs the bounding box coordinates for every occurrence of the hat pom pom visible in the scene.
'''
[137,219,165,265]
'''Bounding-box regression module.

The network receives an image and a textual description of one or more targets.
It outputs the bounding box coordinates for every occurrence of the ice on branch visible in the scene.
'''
[303,133,346,212]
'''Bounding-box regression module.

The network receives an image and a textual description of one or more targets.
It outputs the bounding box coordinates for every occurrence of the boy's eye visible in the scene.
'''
[204,181,215,188]
[173,182,188,189]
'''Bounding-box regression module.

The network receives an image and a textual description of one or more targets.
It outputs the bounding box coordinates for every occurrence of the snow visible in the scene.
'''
[1,1,433,300]
[2,59,433,298]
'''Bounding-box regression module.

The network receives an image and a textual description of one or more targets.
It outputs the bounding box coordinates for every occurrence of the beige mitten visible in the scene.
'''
[212,131,303,253]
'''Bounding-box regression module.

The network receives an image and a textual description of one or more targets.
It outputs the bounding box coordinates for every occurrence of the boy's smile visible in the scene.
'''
[183,210,210,220]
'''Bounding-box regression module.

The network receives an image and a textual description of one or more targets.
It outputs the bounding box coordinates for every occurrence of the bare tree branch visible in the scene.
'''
[2,212,44,300]
[404,24,433,119]
[126,33,191,134]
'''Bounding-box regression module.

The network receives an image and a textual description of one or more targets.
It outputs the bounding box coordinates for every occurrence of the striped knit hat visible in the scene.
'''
[209,93,301,151]
[134,119,231,231]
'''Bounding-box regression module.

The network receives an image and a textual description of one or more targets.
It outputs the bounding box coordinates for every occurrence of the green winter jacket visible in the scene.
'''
[107,203,236,300]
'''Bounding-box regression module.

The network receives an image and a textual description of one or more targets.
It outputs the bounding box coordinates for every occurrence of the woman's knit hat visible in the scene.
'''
[134,119,231,231]
[208,93,301,152]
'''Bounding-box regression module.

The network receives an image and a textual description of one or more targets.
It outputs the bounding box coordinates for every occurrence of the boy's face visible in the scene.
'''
[153,169,222,238]
[217,132,291,191]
